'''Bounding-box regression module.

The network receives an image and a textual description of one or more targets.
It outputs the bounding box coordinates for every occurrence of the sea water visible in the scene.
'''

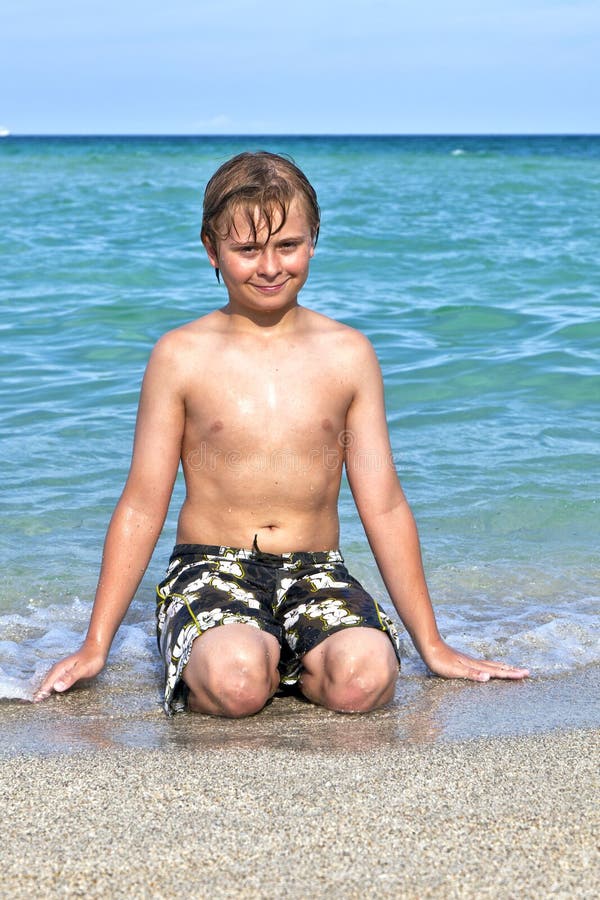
[1,135,598,703]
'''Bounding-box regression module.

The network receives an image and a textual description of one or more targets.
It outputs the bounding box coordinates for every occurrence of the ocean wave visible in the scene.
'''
[3,578,598,703]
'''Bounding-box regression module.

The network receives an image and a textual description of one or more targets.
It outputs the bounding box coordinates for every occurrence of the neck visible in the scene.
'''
[219,300,302,334]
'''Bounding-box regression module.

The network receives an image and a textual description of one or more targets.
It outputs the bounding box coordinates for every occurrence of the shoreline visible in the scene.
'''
[2,665,599,757]
[3,727,598,898]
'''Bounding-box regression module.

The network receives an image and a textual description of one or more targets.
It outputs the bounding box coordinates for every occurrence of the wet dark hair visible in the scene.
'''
[201,151,320,281]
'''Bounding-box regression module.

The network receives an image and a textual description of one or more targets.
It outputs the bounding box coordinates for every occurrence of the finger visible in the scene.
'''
[474,667,529,681]
[477,661,530,679]
[33,672,61,701]
[436,659,491,682]
[32,689,52,702]
[52,661,81,692]
[33,660,78,701]
[496,667,529,678]
[465,668,491,683]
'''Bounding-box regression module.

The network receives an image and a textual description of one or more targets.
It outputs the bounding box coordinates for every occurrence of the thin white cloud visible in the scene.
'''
[192,114,234,132]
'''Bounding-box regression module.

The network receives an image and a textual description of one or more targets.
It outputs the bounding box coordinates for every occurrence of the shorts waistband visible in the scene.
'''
[170,541,344,567]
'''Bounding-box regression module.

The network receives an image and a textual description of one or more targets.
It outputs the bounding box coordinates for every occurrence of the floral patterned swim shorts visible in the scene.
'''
[156,540,401,715]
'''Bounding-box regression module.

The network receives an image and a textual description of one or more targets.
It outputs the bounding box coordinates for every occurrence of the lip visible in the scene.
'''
[249,280,290,294]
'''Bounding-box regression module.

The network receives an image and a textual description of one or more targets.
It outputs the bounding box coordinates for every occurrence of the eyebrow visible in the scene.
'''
[228,234,306,248]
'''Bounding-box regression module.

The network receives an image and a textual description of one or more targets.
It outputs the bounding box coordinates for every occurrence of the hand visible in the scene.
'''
[33,643,107,701]
[422,638,529,682]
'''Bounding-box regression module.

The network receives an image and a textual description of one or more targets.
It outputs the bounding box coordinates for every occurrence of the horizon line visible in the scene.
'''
[2,131,599,139]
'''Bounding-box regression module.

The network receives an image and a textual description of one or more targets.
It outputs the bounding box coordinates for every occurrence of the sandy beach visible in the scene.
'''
[2,729,598,899]
[2,670,599,898]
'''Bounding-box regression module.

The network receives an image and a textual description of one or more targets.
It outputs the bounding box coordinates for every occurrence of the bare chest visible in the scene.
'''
[183,343,352,454]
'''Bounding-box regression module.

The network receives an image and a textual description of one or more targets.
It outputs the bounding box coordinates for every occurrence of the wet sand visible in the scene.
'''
[2,666,600,755]
[2,729,598,898]
[2,671,599,898]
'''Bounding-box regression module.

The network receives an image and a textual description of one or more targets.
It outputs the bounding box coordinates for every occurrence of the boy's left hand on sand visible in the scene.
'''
[422,638,529,682]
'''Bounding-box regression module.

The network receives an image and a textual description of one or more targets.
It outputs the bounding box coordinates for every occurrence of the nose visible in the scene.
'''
[256,246,282,280]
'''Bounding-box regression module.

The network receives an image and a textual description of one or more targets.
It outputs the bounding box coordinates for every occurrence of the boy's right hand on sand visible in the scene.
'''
[33,643,106,701]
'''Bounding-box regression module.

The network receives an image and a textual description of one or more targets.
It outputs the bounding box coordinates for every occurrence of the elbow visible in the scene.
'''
[114,489,169,534]
[360,486,410,523]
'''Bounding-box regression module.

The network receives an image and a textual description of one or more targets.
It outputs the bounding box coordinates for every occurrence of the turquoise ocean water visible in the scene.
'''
[1,135,598,703]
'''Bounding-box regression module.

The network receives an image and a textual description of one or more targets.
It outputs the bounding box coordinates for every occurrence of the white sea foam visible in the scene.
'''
[0,669,36,701]
[0,582,598,700]
[437,607,599,675]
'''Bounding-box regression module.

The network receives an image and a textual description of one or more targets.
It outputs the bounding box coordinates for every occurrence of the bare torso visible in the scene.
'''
[174,306,360,552]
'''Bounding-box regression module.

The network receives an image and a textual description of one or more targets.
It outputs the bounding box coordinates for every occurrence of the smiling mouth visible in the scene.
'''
[250,281,289,293]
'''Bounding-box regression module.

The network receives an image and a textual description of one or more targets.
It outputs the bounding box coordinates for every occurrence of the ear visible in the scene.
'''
[311,225,320,254]
[201,235,219,270]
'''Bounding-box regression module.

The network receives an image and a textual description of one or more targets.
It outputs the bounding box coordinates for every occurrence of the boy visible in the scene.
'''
[35,152,528,716]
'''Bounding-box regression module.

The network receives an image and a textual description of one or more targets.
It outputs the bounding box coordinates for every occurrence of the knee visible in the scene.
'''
[318,646,398,713]
[183,625,280,718]
[216,661,273,718]
[189,645,275,718]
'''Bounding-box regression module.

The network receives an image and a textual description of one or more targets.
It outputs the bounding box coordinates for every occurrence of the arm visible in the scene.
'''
[34,334,186,699]
[344,336,528,681]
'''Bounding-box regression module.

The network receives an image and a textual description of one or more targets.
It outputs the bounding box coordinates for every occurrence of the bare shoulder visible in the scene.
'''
[147,311,222,369]
[154,310,222,349]
[301,308,379,372]
[301,308,375,349]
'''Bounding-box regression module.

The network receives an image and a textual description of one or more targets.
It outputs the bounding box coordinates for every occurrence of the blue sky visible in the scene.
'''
[1,0,598,134]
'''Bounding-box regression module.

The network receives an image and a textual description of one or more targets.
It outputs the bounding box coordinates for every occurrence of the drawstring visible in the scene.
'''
[251,533,282,564]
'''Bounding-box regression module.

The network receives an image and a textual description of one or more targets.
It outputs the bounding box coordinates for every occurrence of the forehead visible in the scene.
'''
[225,196,313,242]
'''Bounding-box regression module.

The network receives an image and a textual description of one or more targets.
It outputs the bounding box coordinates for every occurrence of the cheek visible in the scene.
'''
[290,249,313,271]
[221,255,253,278]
